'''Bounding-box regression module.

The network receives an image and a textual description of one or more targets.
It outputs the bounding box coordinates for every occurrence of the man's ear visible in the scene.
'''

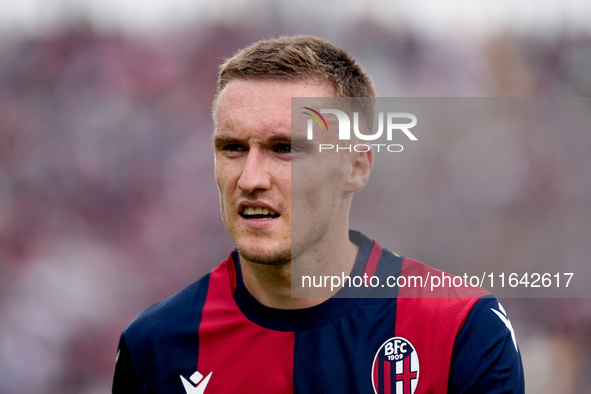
[344,148,374,193]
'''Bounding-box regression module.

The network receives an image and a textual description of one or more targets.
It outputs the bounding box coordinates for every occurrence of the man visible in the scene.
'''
[113,35,524,393]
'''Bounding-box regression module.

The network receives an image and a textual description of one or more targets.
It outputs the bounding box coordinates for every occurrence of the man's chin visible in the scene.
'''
[237,246,291,266]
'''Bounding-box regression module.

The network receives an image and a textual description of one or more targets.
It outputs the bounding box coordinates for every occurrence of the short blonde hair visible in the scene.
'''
[213,35,376,119]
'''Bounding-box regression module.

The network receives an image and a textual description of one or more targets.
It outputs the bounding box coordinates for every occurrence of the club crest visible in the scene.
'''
[372,337,419,394]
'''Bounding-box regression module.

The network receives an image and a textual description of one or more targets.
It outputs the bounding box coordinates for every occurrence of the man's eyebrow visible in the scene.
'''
[213,133,294,146]
[213,135,245,149]
[267,133,292,143]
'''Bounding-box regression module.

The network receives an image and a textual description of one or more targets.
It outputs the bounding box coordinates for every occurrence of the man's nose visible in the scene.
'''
[237,149,271,193]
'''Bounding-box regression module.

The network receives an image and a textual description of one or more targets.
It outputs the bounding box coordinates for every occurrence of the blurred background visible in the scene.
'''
[1,0,590,392]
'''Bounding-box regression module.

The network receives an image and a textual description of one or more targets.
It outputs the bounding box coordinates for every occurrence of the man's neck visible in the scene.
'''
[240,237,359,310]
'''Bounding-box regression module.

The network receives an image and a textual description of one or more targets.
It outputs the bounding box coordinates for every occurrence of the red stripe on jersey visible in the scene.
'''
[395,258,488,393]
[363,240,383,278]
[197,256,294,392]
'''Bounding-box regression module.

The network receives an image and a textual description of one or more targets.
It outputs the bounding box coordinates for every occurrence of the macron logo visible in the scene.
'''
[491,302,518,352]
[180,370,212,394]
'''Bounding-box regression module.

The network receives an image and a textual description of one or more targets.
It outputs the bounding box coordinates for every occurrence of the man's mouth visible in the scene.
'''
[240,207,280,220]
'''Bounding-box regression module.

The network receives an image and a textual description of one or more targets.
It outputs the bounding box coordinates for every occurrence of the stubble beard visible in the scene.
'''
[237,244,291,266]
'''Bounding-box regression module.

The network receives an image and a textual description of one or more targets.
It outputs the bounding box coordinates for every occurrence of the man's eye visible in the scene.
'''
[275,144,291,154]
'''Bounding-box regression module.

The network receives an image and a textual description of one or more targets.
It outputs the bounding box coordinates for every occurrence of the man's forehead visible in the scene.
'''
[216,79,333,115]
[214,111,292,140]
[214,79,335,141]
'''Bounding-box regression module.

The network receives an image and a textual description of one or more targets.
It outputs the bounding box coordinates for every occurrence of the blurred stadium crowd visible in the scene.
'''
[0,20,590,393]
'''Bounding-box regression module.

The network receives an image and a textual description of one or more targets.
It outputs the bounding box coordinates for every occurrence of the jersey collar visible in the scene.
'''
[231,230,376,332]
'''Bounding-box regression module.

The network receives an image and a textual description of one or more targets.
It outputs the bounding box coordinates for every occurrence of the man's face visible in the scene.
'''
[215,79,354,266]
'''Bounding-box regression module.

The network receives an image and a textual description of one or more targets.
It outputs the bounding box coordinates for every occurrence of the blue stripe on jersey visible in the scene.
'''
[293,297,398,393]
[292,234,406,393]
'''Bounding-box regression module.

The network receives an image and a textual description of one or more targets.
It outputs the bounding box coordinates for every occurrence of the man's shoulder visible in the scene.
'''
[122,255,235,346]
[125,255,236,333]
[122,272,211,345]
[388,256,490,330]
[113,257,236,388]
